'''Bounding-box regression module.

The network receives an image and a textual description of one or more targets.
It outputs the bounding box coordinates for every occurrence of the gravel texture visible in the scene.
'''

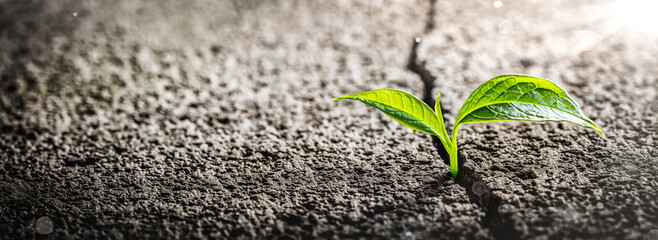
[1,0,656,239]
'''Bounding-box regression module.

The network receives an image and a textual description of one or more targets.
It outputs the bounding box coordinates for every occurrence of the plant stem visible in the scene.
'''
[449,125,461,180]
[449,142,458,179]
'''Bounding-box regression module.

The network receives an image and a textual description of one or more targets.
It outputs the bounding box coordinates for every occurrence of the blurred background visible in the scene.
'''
[1,0,656,239]
[1,0,656,108]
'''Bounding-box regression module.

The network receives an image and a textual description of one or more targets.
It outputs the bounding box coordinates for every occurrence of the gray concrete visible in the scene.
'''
[1,0,656,239]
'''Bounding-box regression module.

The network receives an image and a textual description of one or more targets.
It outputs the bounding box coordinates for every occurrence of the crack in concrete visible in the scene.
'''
[456,164,521,240]
[406,1,522,239]
[406,36,451,165]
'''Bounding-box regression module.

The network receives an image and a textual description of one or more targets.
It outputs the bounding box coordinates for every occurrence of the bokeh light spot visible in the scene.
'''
[35,216,54,235]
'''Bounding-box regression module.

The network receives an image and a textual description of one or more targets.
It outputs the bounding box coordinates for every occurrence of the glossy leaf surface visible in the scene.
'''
[335,89,451,148]
[454,74,604,136]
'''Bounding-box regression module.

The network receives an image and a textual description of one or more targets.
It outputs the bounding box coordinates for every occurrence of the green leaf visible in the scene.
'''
[434,93,450,143]
[454,74,604,138]
[335,89,451,149]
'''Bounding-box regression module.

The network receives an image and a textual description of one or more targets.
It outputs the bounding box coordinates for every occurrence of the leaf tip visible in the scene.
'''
[595,127,605,137]
[333,96,347,101]
[588,121,605,137]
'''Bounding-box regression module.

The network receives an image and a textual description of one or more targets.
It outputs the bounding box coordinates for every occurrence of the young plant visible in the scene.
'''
[334,74,604,179]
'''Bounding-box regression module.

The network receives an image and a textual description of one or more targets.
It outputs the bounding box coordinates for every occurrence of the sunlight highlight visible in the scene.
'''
[613,0,658,35]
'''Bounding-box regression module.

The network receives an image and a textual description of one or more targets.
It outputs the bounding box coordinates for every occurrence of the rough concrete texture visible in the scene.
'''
[0,0,656,239]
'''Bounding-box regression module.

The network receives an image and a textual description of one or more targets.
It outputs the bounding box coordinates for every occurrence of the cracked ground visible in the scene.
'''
[1,0,657,239]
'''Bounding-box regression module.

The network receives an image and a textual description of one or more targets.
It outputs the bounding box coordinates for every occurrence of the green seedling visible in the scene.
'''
[335,74,604,179]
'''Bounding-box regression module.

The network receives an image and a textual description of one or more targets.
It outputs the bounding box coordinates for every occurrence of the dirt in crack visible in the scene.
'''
[406,2,521,238]
[456,162,522,240]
